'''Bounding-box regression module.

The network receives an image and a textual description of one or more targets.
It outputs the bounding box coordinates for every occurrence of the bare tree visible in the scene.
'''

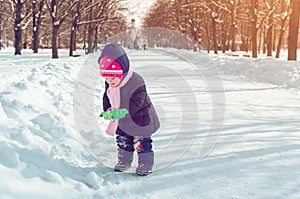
[0,1,3,49]
[202,11,211,52]
[9,0,32,55]
[32,0,45,53]
[209,0,233,54]
[70,0,127,55]
[94,0,128,50]
[143,0,204,50]
[265,0,278,57]
[239,0,270,57]
[0,0,11,49]
[142,0,300,57]
[143,0,241,53]
[230,0,238,52]
[68,0,102,56]
[87,0,94,54]
[183,0,203,51]
[143,0,175,29]
[210,6,219,54]
[275,0,290,58]
[203,0,240,52]
[45,0,78,58]
[287,0,300,60]
[250,0,259,58]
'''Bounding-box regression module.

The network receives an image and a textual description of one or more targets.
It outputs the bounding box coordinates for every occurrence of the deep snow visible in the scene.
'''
[0,47,300,199]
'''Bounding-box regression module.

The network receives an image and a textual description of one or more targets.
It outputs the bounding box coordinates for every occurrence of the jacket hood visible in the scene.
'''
[98,44,130,74]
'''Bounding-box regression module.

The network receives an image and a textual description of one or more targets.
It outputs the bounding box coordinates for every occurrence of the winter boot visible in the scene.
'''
[114,148,133,172]
[136,152,154,176]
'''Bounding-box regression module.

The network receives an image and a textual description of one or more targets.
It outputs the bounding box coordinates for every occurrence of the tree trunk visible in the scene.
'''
[14,0,23,55]
[211,16,218,54]
[272,26,276,51]
[73,29,77,51]
[251,0,258,58]
[266,27,272,56]
[23,31,28,49]
[190,26,199,51]
[32,0,38,53]
[83,24,87,51]
[230,0,237,52]
[221,24,227,53]
[52,25,59,58]
[276,0,289,58]
[288,0,300,60]
[87,24,93,53]
[266,0,273,57]
[0,33,1,51]
[87,2,94,54]
[259,29,262,54]
[32,0,44,53]
[93,25,99,51]
[0,1,2,50]
[276,28,285,58]
[14,27,22,55]
[261,29,265,54]
[203,15,210,53]
[69,26,75,56]
[69,1,80,56]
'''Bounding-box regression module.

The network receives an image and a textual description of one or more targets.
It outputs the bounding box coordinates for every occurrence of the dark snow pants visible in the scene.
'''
[116,128,154,166]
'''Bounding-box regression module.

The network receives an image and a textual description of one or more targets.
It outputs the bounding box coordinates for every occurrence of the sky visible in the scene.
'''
[123,0,156,26]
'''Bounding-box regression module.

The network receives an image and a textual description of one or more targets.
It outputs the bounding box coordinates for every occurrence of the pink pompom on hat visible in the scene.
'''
[99,55,124,79]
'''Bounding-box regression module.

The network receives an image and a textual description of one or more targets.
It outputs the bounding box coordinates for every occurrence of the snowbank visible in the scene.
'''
[0,47,299,199]
[172,48,300,89]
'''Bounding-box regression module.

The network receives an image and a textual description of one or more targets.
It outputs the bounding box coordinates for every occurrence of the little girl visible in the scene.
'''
[98,43,160,176]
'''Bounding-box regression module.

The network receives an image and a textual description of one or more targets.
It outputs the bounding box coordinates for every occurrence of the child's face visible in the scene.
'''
[105,77,121,88]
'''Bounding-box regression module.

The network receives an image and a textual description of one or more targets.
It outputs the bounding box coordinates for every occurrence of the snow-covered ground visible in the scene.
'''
[0,47,300,199]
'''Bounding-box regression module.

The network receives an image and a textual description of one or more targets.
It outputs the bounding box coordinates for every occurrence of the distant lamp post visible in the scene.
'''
[130,18,139,50]
[131,18,136,29]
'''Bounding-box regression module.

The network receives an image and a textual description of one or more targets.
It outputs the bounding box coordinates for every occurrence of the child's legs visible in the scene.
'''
[116,128,134,163]
[116,128,135,152]
[136,137,154,167]
[135,137,153,153]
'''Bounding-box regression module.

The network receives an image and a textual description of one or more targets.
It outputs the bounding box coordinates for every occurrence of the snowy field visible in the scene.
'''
[0,47,300,199]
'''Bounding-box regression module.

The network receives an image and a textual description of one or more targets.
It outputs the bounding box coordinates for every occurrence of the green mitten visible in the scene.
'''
[100,108,129,120]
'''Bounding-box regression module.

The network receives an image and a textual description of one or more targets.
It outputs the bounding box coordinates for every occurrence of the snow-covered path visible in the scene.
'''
[0,48,299,199]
